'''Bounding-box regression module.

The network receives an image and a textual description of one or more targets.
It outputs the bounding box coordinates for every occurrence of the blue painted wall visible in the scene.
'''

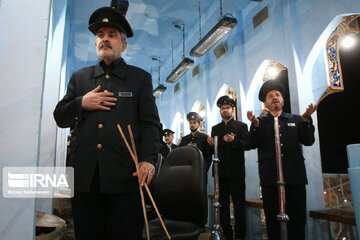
[1,0,359,239]
[155,0,360,238]
[45,0,360,238]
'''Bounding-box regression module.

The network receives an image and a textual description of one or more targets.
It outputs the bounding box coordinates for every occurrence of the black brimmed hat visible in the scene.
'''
[162,129,174,136]
[88,7,133,37]
[186,112,203,122]
[258,80,285,102]
[217,95,236,108]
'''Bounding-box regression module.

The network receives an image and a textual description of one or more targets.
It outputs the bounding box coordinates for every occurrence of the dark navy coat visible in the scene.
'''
[246,112,315,187]
[159,143,178,159]
[211,119,248,178]
[54,58,160,193]
[179,131,212,170]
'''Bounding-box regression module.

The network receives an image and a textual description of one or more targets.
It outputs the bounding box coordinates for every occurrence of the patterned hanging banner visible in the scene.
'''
[318,15,359,105]
[198,104,206,133]
[262,61,287,83]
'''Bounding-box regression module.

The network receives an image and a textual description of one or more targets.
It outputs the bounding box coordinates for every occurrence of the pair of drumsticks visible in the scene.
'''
[117,124,171,240]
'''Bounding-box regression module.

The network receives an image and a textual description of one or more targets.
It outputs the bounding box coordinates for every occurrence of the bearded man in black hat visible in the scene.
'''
[179,112,212,171]
[208,95,248,240]
[53,6,160,240]
[159,129,178,159]
[246,80,316,240]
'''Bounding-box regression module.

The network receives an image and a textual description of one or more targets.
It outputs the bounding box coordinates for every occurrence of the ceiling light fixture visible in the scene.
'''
[152,57,167,97]
[166,24,194,83]
[267,67,281,79]
[153,84,167,98]
[341,35,356,49]
[190,0,237,57]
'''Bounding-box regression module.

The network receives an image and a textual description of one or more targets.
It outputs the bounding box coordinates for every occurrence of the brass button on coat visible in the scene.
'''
[105,74,110,79]
[98,124,103,129]
[97,144,102,149]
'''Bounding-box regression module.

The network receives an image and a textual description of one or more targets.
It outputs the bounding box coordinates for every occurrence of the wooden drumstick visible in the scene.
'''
[117,124,171,240]
[117,124,149,240]
[127,125,171,240]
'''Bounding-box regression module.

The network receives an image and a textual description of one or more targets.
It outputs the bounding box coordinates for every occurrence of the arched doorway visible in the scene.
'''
[317,15,360,173]
[198,104,206,134]
[170,112,184,145]
[244,59,292,201]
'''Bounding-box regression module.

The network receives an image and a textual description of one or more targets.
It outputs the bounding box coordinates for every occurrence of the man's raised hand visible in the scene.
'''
[247,110,259,127]
[302,104,316,122]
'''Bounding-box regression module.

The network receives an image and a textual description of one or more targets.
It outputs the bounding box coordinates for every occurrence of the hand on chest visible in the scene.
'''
[96,76,138,112]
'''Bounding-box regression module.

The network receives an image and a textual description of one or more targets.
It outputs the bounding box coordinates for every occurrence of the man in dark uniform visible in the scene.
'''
[53,6,160,240]
[246,80,316,240]
[179,112,212,171]
[159,129,177,159]
[208,96,248,240]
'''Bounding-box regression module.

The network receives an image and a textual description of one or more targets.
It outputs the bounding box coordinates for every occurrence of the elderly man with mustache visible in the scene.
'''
[246,80,316,240]
[54,7,160,240]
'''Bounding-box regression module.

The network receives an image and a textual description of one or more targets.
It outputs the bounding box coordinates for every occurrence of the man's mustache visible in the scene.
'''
[99,41,112,49]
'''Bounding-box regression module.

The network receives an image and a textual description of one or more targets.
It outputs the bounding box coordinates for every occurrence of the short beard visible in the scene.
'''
[98,52,116,62]
[265,102,284,112]
[190,128,198,133]
[221,114,232,121]
[273,105,282,111]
